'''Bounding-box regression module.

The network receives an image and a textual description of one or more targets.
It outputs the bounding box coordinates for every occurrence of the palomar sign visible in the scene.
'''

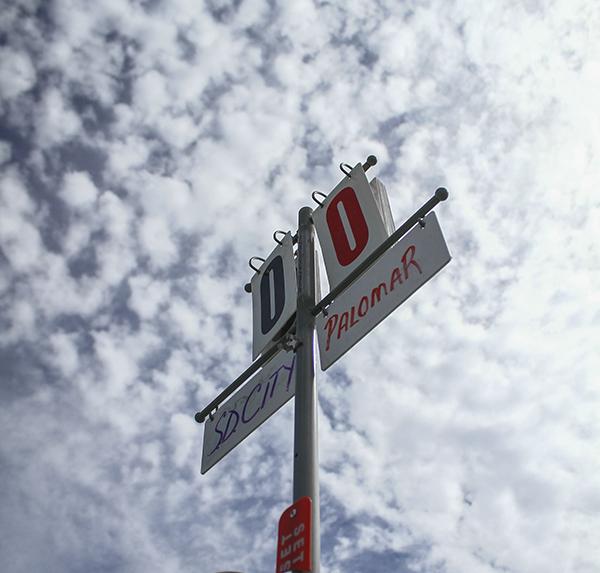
[316,212,451,370]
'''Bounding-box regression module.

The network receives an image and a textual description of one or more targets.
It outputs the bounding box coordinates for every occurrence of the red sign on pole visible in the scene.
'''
[276,496,312,572]
[312,163,391,290]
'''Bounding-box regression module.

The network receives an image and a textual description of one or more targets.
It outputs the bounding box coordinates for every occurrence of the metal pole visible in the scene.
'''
[293,206,320,573]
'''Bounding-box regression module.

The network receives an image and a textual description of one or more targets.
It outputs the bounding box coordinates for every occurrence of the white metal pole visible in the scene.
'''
[293,206,320,572]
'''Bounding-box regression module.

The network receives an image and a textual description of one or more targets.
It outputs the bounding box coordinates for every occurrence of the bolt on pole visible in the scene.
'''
[293,206,320,573]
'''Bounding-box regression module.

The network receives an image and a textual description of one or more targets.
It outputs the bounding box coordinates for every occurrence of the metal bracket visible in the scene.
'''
[311,191,327,206]
[339,162,353,176]
[273,230,287,245]
[248,256,266,272]
[280,333,300,352]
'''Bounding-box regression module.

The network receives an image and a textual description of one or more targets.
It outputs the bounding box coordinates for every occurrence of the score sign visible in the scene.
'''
[276,497,312,573]
[313,164,390,290]
[251,232,297,359]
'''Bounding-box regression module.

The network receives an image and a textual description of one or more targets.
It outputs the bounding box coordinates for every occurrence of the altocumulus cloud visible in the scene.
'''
[0,1,599,573]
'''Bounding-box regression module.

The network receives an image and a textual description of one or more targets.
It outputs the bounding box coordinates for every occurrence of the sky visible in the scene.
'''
[0,1,599,572]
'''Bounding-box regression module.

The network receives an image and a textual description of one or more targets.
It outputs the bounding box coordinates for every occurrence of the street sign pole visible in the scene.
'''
[194,155,450,573]
[293,206,320,573]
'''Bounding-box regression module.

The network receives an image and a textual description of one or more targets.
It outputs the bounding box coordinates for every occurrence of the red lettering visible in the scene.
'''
[402,245,422,279]
[326,186,369,266]
[390,266,403,290]
[350,305,359,327]
[325,314,339,351]
[337,311,349,339]
[371,282,388,306]
[358,296,369,317]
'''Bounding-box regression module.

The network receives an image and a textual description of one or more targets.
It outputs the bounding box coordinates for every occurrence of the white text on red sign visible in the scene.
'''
[276,497,311,573]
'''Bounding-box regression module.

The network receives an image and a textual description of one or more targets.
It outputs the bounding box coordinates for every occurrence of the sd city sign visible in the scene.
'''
[201,350,296,474]
[313,164,391,290]
[251,232,297,359]
[316,212,451,370]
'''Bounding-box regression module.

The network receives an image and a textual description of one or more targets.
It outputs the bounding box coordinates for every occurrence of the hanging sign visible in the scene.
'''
[251,232,297,359]
[316,212,451,370]
[313,164,390,290]
[276,497,312,573]
[201,350,296,474]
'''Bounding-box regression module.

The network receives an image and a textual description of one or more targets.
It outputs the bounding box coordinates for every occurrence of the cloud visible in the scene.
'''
[138,215,179,269]
[128,274,170,321]
[0,168,42,273]
[0,1,598,572]
[35,87,82,147]
[0,47,36,99]
[0,141,12,164]
[60,171,99,209]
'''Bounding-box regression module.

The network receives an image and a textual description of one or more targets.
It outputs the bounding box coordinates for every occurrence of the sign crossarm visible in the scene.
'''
[194,339,283,424]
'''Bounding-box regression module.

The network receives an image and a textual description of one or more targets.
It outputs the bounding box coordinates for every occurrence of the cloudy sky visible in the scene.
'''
[1,0,599,572]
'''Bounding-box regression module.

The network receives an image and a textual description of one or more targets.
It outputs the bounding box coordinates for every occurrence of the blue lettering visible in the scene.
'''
[242,382,263,423]
[268,354,296,397]
[207,411,229,456]
[260,381,270,409]
[222,409,240,443]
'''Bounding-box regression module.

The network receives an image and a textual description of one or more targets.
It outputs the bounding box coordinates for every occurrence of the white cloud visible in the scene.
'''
[169,412,196,468]
[0,47,36,99]
[60,171,99,209]
[138,215,178,270]
[48,332,80,377]
[168,297,202,341]
[0,140,12,164]
[35,87,81,147]
[106,133,152,177]
[128,274,170,320]
[133,70,170,116]
[0,299,36,344]
[0,169,42,273]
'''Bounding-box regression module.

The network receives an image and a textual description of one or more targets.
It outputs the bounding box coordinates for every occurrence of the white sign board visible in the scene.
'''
[201,350,296,474]
[251,233,297,359]
[313,164,390,290]
[316,212,451,370]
